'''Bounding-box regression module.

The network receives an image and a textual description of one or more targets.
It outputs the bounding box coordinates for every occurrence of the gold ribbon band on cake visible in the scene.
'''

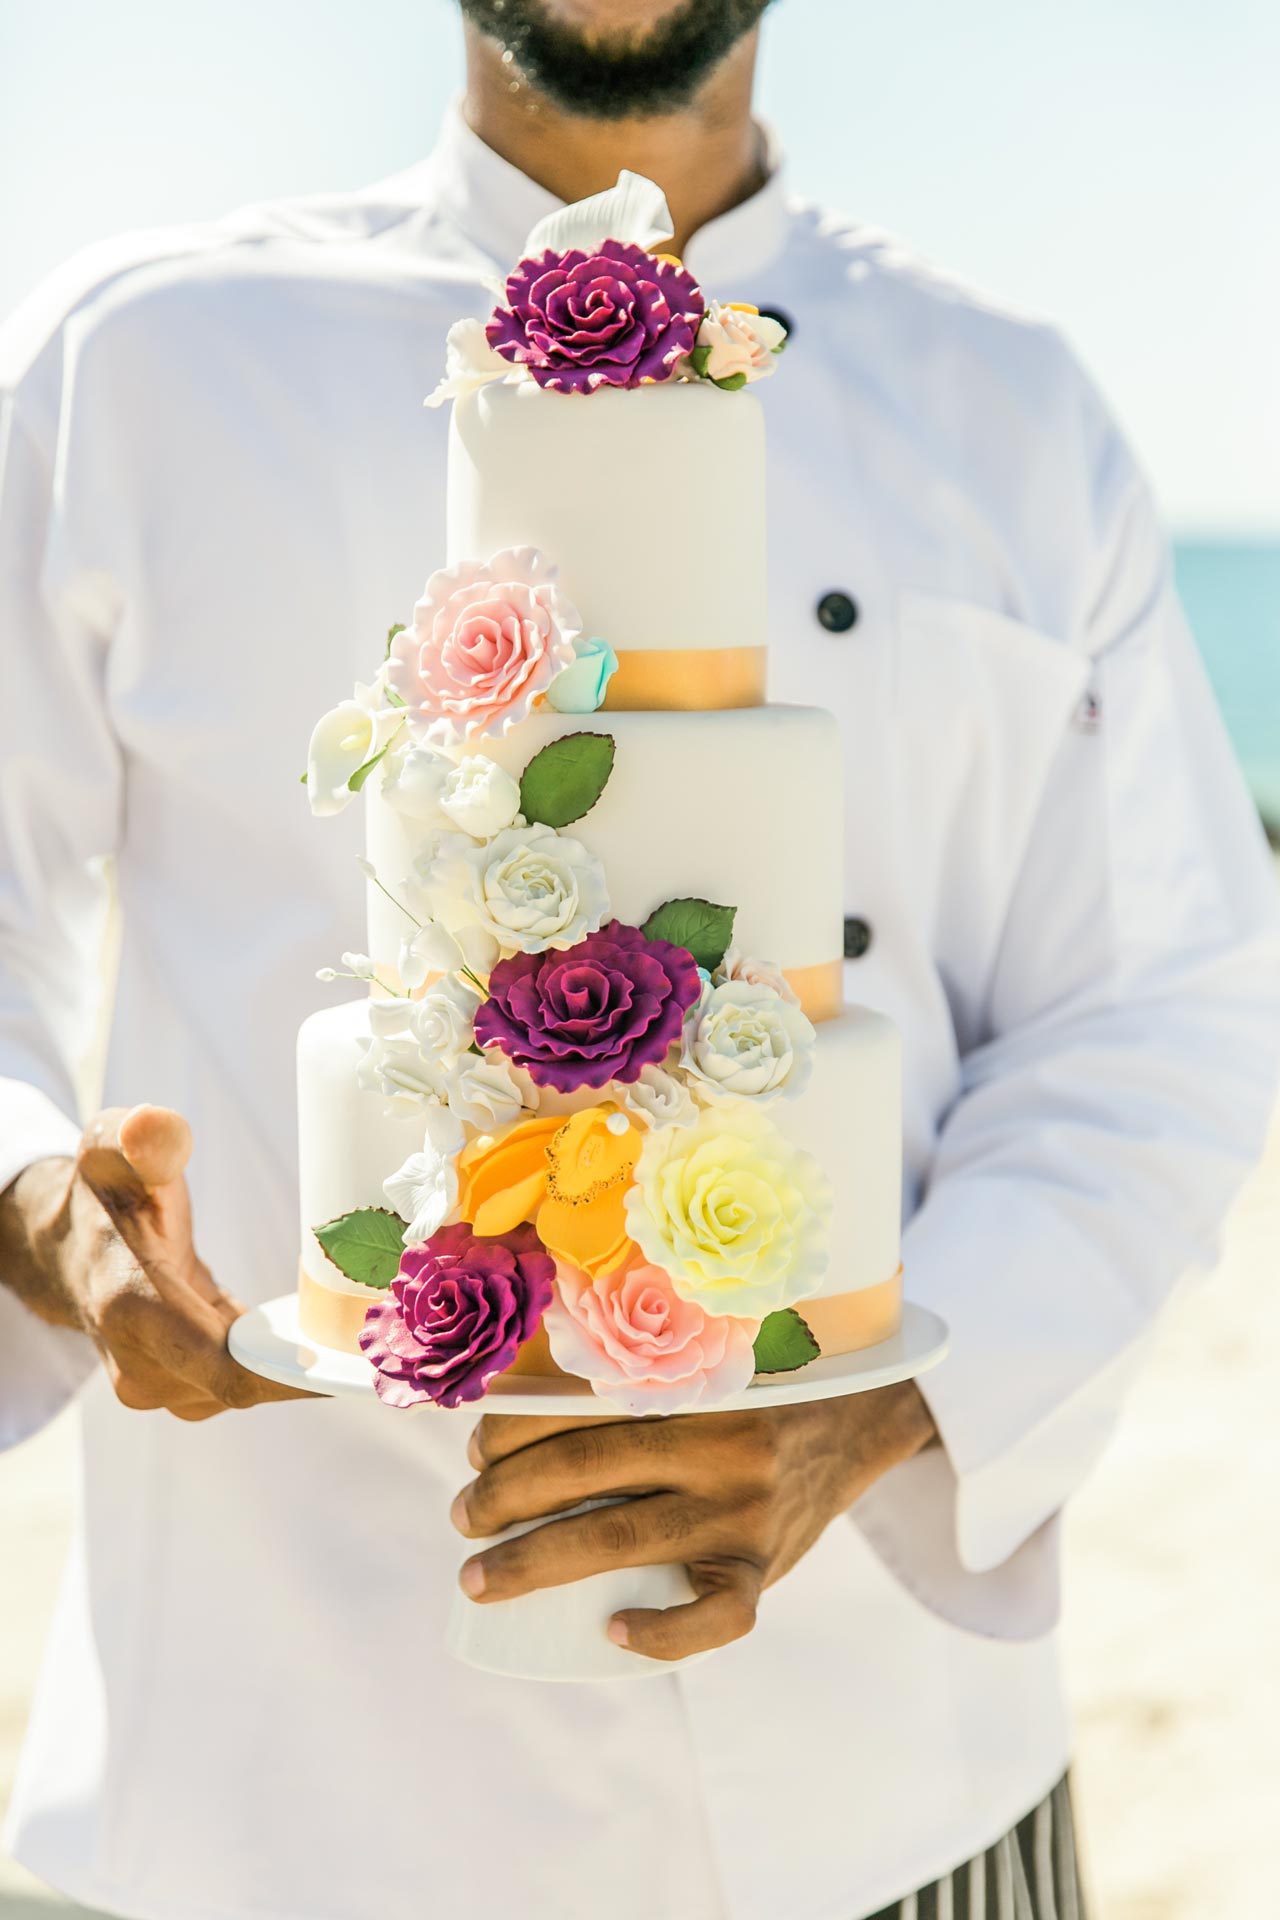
[600,645,766,712]
[374,955,846,1025]
[297,1263,903,1370]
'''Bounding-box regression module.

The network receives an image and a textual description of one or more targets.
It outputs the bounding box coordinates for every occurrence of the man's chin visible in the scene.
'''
[459,0,773,119]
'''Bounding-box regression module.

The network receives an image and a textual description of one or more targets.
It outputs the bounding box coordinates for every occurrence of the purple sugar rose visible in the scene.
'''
[358,1222,554,1410]
[486,239,705,394]
[474,919,702,1093]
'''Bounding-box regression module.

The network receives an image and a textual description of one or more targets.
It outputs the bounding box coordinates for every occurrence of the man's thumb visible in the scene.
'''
[78,1105,195,1257]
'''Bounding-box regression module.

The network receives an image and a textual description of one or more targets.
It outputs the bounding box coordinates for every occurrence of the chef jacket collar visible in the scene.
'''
[420,98,790,285]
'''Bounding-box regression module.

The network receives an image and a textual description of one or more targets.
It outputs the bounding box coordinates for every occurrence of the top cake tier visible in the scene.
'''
[447,382,767,711]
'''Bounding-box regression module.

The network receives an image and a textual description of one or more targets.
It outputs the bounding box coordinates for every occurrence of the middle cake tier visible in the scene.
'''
[366,705,844,1009]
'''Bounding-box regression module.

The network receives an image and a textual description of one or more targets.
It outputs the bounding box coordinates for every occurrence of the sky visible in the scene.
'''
[1,0,1276,533]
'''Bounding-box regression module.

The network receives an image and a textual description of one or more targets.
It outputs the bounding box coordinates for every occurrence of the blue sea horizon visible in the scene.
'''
[1174,537,1280,833]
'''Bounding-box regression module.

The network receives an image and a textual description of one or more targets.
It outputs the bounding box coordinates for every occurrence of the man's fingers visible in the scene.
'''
[79,1105,190,1204]
[467,1408,632,1472]
[78,1106,229,1308]
[456,1418,682,1537]
[459,1492,717,1600]
[117,1104,193,1188]
[610,1564,762,1662]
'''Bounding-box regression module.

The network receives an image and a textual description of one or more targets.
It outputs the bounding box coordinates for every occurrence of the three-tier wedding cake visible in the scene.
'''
[297,173,902,1416]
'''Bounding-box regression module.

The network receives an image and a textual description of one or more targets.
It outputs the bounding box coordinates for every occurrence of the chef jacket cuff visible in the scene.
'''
[893,1179,1149,1574]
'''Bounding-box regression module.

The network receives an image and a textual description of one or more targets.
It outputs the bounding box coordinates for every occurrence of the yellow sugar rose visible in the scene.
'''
[624,1106,832,1318]
[457,1105,642,1279]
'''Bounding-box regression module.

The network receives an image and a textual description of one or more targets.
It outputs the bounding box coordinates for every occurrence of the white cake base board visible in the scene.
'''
[229,1291,948,1414]
[229,1291,948,1684]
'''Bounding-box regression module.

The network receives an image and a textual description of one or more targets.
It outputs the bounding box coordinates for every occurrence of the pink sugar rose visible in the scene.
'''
[543,1257,758,1416]
[388,546,581,747]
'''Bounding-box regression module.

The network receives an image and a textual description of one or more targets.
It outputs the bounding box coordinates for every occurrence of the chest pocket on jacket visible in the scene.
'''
[891,590,1090,972]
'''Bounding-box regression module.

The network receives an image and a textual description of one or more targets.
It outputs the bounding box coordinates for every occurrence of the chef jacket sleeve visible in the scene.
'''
[0,307,124,1444]
[853,419,1280,1622]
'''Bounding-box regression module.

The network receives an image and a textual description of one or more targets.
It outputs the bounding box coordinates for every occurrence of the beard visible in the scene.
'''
[458,0,774,118]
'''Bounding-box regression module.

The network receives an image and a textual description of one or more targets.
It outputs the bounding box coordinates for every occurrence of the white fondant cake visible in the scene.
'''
[299,998,901,1313]
[448,382,765,658]
[364,704,843,981]
[297,170,904,1413]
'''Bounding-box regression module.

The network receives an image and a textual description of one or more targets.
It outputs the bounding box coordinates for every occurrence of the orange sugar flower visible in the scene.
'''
[456,1105,643,1280]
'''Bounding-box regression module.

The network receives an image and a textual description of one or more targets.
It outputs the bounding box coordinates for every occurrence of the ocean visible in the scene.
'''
[1174,539,1280,833]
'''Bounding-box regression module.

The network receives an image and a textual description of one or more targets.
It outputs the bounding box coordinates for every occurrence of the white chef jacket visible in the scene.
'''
[2,106,1278,1920]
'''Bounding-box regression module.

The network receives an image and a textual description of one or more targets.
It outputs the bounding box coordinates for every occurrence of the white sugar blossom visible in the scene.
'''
[367,996,413,1038]
[383,1105,466,1248]
[408,974,480,1069]
[341,952,377,980]
[438,755,523,840]
[417,824,608,956]
[424,317,511,409]
[356,1032,449,1117]
[397,916,499,991]
[713,946,799,1006]
[445,1052,528,1131]
[681,978,815,1104]
[689,302,786,388]
[621,1063,698,1132]
[379,743,454,824]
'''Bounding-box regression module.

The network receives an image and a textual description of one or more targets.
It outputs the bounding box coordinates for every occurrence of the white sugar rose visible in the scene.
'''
[621,1062,698,1131]
[445,1052,529,1131]
[383,1104,466,1247]
[690,302,786,387]
[356,1032,449,1116]
[682,978,815,1103]
[713,946,799,1006]
[438,755,522,840]
[418,824,609,955]
[380,743,453,824]
[625,1104,832,1319]
[408,974,480,1069]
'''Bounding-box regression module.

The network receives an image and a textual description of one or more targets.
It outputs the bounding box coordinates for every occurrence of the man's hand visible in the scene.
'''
[451,1385,937,1660]
[0,1103,312,1420]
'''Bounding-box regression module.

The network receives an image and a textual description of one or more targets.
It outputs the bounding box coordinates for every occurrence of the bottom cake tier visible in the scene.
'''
[295,997,903,1377]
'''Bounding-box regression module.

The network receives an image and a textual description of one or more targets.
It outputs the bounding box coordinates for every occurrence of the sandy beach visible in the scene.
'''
[3,1113,1277,1918]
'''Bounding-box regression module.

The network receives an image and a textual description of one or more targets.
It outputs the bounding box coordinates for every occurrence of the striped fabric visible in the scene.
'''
[862,1777,1087,1920]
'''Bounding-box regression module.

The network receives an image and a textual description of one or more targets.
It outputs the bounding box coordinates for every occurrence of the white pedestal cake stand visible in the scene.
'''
[230,1291,948,1684]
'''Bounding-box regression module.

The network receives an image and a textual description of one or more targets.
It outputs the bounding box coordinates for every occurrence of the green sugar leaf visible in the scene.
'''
[385,621,406,658]
[687,344,713,379]
[314,1207,406,1288]
[519,731,616,828]
[752,1308,821,1375]
[640,897,737,971]
[346,743,389,793]
[711,371,748,392]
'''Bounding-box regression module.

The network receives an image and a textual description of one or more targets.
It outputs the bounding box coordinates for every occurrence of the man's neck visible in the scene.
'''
[461,24,766,257]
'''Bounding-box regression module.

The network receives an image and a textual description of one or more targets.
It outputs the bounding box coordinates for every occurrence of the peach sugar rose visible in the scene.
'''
[543,1256,758,1416]
[388,546,580,746]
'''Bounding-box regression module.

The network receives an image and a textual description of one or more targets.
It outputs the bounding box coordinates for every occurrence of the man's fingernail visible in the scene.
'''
[466,1431,483,1469]
[449,1491,469,1533]
[459,1559,486,1598]
[607,1618,629,1647]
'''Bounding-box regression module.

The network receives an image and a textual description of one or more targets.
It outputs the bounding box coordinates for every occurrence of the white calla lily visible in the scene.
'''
[523,169,674,261]
[306,701,376,816]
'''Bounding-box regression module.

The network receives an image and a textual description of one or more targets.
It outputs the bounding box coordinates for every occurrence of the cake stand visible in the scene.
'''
[231,1291,948,1683]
